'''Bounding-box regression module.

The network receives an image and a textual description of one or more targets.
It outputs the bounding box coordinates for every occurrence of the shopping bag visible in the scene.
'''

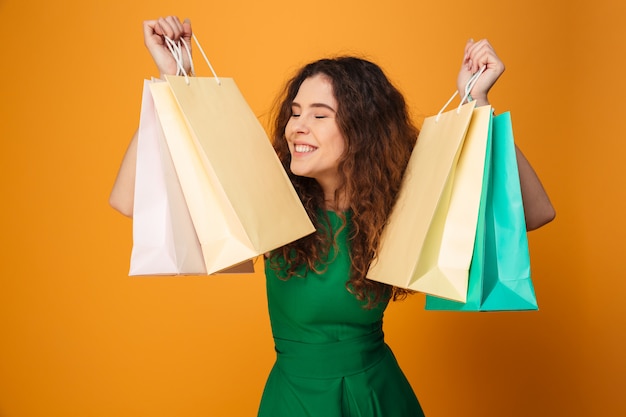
[425,112,538,311]
[130,80,256,275]
[367,102,491,301]
[149,76,315,274]
[130,79,208,276]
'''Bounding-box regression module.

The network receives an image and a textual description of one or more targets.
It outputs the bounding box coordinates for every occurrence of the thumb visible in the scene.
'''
[182,18,192,38]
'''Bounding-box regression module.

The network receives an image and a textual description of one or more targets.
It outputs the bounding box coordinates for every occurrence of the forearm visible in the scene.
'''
[515,146,555,230]
[109,18,190,218]
[473,95,554,230]
[109,130,138,217]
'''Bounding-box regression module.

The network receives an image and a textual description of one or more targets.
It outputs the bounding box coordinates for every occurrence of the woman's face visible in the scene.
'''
[284,74,346,194]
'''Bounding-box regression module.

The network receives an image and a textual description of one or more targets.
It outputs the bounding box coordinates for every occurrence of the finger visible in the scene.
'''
[143,19,157,33]
[154,17,177,39]
[165,15,184,36]
[143,19,164,46]
[461,38,474,71]
[462,38,474,61]
[467,39,489,55]
[465,39,492,72]
[161,16,188,43]
[182,18,192,41]
[467,40,496,73]
[476,47,503,74]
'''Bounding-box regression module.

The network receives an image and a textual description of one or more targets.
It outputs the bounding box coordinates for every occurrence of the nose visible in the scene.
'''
[287,116,309,138]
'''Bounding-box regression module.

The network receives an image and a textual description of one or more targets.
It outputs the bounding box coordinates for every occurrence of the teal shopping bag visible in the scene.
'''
[425,112,538,311]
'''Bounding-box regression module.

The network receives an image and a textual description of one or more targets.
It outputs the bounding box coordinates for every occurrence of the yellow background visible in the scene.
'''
[1,0,624,416]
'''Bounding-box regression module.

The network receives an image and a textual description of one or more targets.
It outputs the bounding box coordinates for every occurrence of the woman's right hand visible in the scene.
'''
[143,16,192,78]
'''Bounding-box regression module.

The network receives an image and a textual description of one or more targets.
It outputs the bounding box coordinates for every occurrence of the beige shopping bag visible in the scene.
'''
[149,76,315,274]
[368,102,491,301]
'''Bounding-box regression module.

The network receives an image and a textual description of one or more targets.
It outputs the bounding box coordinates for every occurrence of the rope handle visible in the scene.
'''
[435,65,486,122]
[164,33,221,85]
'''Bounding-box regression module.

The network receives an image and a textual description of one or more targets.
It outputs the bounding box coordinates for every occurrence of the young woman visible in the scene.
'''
[110,16,555,417]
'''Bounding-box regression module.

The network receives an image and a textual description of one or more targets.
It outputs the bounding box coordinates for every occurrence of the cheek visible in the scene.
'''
[330,129,347,155]
[284,120,294,138]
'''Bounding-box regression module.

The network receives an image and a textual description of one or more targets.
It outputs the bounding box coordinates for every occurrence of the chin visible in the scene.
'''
[290,168,313,180]
[289,164,306,177]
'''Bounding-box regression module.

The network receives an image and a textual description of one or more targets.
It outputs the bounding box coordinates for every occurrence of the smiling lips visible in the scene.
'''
[294,144,317,153]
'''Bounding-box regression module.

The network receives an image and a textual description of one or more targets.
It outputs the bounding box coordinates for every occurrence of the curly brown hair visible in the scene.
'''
[268,56,419,308]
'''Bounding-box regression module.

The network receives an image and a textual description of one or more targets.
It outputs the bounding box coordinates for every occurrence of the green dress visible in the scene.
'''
[259,211,425,416]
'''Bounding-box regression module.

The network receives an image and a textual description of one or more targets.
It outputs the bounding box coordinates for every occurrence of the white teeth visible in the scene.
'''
[295,144,316,153]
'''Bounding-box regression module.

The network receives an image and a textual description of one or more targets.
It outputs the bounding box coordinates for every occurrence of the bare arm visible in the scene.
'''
[458,39,555,231]
[109,130,138,217]
[109,17,193,217]
[515,147,555,230]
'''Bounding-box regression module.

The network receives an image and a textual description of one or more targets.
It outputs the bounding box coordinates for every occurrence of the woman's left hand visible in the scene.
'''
[457,39,505,106]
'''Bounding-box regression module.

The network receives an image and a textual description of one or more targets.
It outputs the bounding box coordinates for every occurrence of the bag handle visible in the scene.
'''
[435,65,486,122]
[164,33,221,85]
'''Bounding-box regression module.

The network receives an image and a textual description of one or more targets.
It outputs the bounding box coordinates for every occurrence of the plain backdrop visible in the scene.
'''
[1,0,624,416]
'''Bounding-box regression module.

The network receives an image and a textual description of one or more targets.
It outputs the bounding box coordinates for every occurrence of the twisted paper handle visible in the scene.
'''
[436,65,486,122]
[164,33,221,85]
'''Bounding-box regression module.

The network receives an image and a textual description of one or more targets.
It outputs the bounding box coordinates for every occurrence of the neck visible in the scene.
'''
[323,190,349,212]
[316,176,348,211]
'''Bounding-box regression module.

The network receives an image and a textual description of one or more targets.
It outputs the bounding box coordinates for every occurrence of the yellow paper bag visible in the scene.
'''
[130,80,255,276]
[149,76,315,274]
[368,102,491,301]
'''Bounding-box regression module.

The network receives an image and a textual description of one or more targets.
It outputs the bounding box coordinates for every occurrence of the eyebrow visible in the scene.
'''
[291,102,337,113]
